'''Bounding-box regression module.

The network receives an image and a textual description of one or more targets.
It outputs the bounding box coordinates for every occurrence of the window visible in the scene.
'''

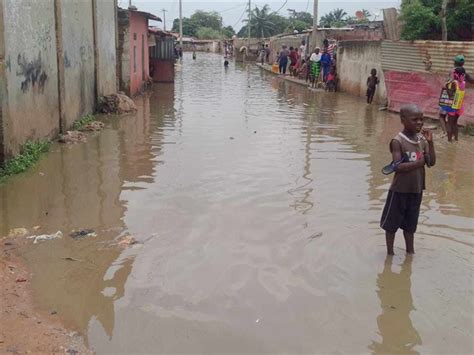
[134,46,137,73]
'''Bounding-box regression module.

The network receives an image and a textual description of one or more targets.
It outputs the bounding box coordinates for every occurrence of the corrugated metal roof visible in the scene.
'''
[382,40,474,74]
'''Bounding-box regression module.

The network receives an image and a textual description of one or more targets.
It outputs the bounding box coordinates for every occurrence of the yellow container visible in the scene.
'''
[272,64,279,73]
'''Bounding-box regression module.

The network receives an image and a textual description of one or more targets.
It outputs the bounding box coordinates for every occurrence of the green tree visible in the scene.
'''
[191,10,222,31]
[222,25,236,39]
[400,0,439,40]
[400,0,473,40]
[241,5,276,38]
[196,27,221,39]
[172,17,198,36]
[319,8,348,28]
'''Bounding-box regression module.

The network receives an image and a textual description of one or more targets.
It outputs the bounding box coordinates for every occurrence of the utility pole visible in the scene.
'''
[162,8,167,31]
[179,0,183,48]
[247,0,251,41]
[313,0,318,34]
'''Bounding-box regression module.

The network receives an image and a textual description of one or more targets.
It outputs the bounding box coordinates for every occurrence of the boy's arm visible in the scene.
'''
[367,77,370,86]
[422,129,436,167]
[391,140,425,172]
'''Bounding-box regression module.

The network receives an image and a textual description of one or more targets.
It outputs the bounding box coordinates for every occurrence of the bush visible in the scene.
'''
[73,114,95,130]
[0,140,50,181]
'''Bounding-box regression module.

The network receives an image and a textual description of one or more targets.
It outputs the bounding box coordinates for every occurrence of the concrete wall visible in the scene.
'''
[94,0,117,96]
[117,9,131,95]
[59,0,96,129]
[0,0,118,162]
[1,0,60,158]
[337,40,387,104]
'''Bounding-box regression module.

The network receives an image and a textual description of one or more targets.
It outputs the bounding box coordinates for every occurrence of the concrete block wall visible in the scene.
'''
[337,40,387,104]
[94,0,117,96]
[0,0,117,161]
[0,0,61,158]
[59,0,96,129]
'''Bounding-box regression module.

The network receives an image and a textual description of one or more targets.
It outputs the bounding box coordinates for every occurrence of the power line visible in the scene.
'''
[232,5,248,28]
[220,2,247,14]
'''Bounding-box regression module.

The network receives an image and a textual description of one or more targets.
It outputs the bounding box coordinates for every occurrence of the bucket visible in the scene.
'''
[272,64,279,73]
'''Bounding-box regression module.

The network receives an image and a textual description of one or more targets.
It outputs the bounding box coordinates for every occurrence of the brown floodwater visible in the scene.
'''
[1,53,473,354]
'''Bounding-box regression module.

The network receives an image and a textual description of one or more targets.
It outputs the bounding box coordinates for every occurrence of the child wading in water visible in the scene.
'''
[367,69,379,104]
[380,104,436,255]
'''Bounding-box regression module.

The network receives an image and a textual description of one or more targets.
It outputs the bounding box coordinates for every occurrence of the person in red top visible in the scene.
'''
[288,47,298,76]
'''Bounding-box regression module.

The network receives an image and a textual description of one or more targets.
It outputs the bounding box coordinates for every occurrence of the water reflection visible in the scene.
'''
[370,256,422,354]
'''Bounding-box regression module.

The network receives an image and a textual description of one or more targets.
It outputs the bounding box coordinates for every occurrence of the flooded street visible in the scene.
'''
[1,53,473,353]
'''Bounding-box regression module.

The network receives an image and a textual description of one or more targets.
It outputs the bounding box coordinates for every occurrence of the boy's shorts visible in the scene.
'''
[380,191,423,233]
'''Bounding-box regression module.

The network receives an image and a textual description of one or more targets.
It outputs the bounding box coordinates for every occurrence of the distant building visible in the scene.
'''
[117,8,161,97]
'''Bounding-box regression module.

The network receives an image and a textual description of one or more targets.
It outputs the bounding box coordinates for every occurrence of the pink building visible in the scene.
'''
[117,7,161,97]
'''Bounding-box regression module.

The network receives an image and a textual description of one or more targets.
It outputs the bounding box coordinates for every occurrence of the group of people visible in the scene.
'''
[272,40,338,92]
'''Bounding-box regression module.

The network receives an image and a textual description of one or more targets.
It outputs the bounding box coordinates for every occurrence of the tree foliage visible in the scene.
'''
[172,10,235,39]
[400,0,473,40]
[319,8,348,28]
[237,5,313,38]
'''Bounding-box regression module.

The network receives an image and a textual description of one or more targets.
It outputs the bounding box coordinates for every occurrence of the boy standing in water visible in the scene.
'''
[367,69,379,104]
[380,104,436,255]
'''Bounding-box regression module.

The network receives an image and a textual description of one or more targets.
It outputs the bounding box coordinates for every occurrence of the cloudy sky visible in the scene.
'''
[119,0,401,31]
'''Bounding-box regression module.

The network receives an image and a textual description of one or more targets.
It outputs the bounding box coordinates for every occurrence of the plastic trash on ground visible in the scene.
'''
[27,231,63,244]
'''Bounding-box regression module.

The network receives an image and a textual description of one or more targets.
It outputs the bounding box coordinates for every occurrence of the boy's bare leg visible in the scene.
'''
[386,232,395,255]
[447,116,453,142]
[439,113,447,134]
[403,231,415,254]
[453,114,459,141]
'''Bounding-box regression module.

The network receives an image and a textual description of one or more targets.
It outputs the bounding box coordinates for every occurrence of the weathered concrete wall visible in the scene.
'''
[128,12,149,97]
[269,33,309,64]
[1,0,60,159]
[94,0,117,96]
[0,0,5,162]
[337,40,387,104]
[311,28,384,53]
[59,0,96,129]
[117,9,131,95]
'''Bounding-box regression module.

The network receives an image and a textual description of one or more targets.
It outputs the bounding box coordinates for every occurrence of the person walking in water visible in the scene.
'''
[277,45,289,75]
[380,104,436,255]
[439,55,474,142]
[367,69,379,104]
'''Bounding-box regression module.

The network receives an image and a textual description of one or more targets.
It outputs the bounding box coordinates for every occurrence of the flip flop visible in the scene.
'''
[382,156,407,175]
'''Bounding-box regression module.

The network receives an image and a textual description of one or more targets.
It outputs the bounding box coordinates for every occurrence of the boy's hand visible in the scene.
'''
[421,128,433,142]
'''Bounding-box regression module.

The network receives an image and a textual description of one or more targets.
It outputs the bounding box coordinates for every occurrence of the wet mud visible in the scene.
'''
[1,53,473,353]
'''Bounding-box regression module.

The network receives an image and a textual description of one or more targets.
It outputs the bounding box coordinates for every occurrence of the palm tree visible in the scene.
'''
[244,5,275,38]
[320,8,348,28]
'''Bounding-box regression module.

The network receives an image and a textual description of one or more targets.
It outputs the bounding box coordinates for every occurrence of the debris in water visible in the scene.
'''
[69,229,96,239]
[27,231,63,244]
[16,278,27,283]
[32,226,41,231]
[58,131,87,144]
[62,257,83,262]
[378,106,388,111]
[308,232,323,240]
[50,310,57,315]
[97,93,137,114]
[229,137,234,140]
[80,121,104,131]
[118,235,138,247]
[303,103,309,107]
[255,318,260,323]
[8,228,28,237]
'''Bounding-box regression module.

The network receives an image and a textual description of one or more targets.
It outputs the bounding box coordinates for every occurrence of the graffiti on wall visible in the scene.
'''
[16,51,48,93]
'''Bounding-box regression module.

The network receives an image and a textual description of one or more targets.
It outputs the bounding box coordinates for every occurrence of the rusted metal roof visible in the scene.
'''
[118,7,161,22]
[381,40,474,74]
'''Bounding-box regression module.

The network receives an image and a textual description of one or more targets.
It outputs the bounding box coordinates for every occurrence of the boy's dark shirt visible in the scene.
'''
[367,76,379,89]
[390,133,429,194]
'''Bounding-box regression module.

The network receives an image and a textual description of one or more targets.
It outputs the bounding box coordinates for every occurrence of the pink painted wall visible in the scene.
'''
[385,71,474,125]
[129,12,149,96]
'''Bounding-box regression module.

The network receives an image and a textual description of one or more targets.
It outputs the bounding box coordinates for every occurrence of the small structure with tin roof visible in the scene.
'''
[117,7,161,96]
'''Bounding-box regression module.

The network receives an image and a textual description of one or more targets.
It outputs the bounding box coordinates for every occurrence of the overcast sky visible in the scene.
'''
[119,0,401,31]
